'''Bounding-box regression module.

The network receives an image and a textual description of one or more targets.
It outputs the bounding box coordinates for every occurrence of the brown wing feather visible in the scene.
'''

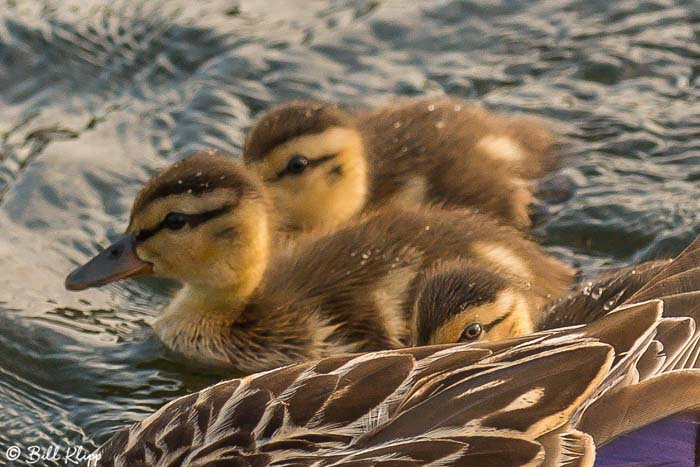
[538,260,667,330]
[284,374,339,427]
[655,318,695,372]
[355,344,613,447]
[628,268,700,305]
[577,370,700,446]
[538,428,595,467]
[315,354,415,426]
[625,237,700,303]
[635,340,666,381]
[328,436,545,467]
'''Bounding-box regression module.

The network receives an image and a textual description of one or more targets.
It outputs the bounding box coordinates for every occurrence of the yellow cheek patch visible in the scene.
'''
[488,312,534,341]
[250,127,368,232]
[128,192,270,297]
[430,316,470,345]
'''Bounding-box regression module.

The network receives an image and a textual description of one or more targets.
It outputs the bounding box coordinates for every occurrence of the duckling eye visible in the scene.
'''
[163,212,188,231]
[285,155,309,175]
[460,323,483,342]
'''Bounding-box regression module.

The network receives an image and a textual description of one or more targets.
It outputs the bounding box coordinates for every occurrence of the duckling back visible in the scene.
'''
[358,98,558,229]
[260,207,573,353]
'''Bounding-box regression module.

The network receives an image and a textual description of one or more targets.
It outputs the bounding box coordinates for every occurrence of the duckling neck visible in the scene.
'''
[172,284,250,319]
[153,284,255,370]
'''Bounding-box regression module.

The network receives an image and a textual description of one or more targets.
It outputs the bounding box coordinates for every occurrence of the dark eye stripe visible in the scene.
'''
[482,311,512,333]
[275,153,338,180]
[135,205,232,243]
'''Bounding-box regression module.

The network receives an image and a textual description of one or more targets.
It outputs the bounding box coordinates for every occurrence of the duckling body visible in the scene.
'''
[91,243,700,466]
[244,98,557,233]
[66,151,573,373]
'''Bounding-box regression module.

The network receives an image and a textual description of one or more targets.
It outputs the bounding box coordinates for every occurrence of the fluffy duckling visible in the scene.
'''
[65,150,573,373]
[243,98,557,233]
[411,260,538,346]
[413,257,674,345]
[92,255,700,466]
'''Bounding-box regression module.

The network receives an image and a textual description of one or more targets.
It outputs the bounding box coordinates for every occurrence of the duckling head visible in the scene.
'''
[411,262,535,346]
[244,101,368,232]
[65,151,270,306]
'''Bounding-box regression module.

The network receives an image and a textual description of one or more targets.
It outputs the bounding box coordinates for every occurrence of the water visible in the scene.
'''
[0,0,699,460]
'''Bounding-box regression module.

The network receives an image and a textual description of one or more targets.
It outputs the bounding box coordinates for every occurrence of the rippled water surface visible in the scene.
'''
[1,0,699,460]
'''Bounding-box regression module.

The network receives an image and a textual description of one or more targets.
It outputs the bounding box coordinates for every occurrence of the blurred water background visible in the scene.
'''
[0,0,699,462]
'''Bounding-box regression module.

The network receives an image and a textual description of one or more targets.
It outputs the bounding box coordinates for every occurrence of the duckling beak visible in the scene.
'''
[65,234,153,291]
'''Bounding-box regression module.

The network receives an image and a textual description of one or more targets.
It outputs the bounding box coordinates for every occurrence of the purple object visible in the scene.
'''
[595,413,699,467]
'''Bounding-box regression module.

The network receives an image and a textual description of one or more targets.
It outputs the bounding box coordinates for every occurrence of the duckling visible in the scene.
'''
[65,150,573,373]
[243,98,557,233]
[411,260,539,346]
[90,243,700,466]
[412,256,676,346]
